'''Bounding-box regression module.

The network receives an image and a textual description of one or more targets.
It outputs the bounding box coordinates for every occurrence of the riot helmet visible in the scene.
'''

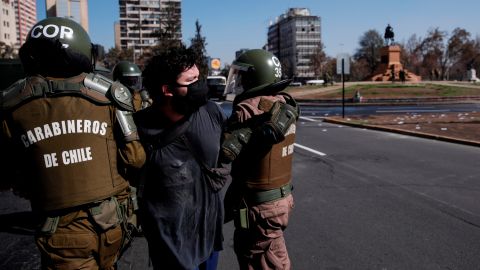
[19,17,94,77]
[112,61,142,90]
[224,49,291,101]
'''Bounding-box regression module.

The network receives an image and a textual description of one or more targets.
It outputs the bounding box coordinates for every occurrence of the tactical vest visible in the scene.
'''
[2,74,129,211]
[233,123,296,190]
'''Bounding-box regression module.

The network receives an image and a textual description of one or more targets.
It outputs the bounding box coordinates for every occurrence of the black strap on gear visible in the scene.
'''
[1,75,113,111]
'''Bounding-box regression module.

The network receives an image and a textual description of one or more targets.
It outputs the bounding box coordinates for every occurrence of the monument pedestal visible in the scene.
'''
[369,45,421,82]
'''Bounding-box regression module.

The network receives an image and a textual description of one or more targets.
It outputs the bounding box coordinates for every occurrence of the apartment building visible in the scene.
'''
[0,0,17,48]
[118,0,181,57]
[13,0,36,48]
[46,0,89,32]
[267,8,321,80]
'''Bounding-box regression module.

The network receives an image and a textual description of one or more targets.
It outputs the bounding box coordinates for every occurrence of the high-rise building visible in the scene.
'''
[46,0,89,32]
[114,21,121,49]
[118,0,181,58]
[0,0,17,49]
[13,0,37,47]
[267,8,321,80]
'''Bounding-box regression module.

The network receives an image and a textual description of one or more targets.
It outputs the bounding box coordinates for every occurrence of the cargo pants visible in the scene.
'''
[234,194,294,270]
[35,194,134,270]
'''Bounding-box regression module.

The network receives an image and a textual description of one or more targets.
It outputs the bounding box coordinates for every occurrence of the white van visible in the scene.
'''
[207,76,227,99]
[305,79,325,86]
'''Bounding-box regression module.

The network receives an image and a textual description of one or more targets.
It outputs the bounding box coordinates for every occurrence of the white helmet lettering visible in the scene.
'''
[42,24,60,38]
[60,26,74,39]
[30,24,74,40]
[31,25,44,38]
[272,56,282,78]
[272,56,281,67]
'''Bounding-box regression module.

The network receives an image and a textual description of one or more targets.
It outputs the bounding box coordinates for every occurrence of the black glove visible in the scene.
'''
[257,100,299,144]
[220,127,252,163]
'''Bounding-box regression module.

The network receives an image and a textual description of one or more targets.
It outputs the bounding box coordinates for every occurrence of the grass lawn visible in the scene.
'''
[323,83,480,98]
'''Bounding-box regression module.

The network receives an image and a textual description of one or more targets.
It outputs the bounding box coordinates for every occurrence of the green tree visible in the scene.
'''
[147,3,182,58]
[310,42,328,79]
[354,29,384,74]
[104,47,134,69]
[350,58,371,81]
[443,28,473,80]
[414,28,446,79]
[280,56,294,80]
[462,36,480,74]
[189,20,208,78]
[400,34,422,75]
[412,27,480,80]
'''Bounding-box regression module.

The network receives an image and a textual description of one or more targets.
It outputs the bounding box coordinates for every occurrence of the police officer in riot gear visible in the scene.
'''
[1,17,145,269]
[112,61,152,110]
[222,49,299,270]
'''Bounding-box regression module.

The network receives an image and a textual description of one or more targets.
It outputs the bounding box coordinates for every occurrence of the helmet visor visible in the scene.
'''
[120,76,141,90]
[224,63,250,97]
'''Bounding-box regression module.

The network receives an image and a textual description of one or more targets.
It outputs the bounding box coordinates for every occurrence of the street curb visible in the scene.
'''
[323,117,480,147]
[295,96,480,106]
[298,100,479,107]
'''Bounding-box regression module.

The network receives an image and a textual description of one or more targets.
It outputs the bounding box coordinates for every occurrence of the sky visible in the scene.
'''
[36,0,480,68]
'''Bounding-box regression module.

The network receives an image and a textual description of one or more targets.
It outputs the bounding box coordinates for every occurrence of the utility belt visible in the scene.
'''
[234,182,293,230]
[244,182,293,205]
[38,187,139,251]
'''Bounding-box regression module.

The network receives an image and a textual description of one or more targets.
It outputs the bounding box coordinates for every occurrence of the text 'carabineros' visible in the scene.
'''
[21,119,108,148]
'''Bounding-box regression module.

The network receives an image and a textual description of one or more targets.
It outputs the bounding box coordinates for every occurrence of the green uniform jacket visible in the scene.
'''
[1,74,145,211]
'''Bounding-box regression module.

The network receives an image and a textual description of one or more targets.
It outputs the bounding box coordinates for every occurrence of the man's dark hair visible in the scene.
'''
[142,45,197,100]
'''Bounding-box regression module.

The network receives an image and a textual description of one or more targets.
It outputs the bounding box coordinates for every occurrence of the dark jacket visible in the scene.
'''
[135,101,226,270]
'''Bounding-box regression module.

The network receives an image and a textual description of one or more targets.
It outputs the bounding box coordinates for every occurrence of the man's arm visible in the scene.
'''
[113,107,146,169]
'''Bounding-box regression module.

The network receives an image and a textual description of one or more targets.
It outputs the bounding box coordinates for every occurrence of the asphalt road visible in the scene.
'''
[283,117,480,269]
[2,114,480,269]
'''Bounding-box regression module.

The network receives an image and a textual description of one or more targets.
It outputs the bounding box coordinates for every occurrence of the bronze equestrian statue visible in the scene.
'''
[384,24,395,46]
